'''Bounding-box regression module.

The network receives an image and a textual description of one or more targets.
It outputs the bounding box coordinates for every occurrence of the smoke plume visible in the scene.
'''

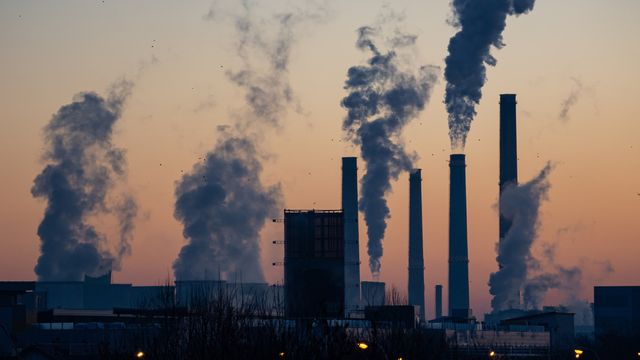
[488,162,552,311]
[444,0,536,150]
[173,132,281,282]
[490,162,614,313]
[32,80,137,281]
[341,23,438,275]
[523,241,614,317]
[558,77,583,122]
[173,1,323,281]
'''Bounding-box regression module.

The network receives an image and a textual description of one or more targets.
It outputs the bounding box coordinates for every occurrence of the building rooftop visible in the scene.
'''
[284,209,342,214]
[0,281,36,291]
[500,311,574,323]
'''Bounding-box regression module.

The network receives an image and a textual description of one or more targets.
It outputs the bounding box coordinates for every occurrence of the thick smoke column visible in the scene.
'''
[32,80,137,281]
[490,162,615,312]
[444,0,535,150]
[173,2,322,281]
[173,132,281,281]
[488,162,552,311]
[341,25,438,275]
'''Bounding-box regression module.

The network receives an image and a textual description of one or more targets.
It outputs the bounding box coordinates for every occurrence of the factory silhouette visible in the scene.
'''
[2,94,638,359]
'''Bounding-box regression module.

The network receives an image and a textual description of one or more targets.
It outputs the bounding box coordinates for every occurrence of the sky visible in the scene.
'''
[0,0,639,319]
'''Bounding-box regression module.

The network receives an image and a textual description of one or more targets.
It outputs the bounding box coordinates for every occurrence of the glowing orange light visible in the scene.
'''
[278,351,285,357]
[357,342,369,350]
[489,350,496,357]
[136,351,144,358]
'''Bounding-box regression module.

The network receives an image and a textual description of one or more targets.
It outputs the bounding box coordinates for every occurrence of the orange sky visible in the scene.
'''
[0,0,639,318]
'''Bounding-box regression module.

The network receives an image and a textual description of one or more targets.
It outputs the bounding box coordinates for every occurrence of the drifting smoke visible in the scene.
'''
[341,23,438,275]
[173,2,324,281]
[227,11,294,128]
[488,162,552,311]
[490,162,614,314]
[32,80,137,281]
[444,0,536,150]
[524,241,614,320]
[558,77,583,122]
[115,194,138,261]
[173,132,281,282]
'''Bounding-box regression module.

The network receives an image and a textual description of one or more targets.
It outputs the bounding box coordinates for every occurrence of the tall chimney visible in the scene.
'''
[448,154,471,318]
[342,157,361,314]
[435,284,443,319]
[499,94,519,308]
[408,169,425,322]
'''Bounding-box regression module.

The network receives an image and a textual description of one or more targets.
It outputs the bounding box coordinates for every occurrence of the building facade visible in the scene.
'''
[284,210,345,318]
[594,286,640,339]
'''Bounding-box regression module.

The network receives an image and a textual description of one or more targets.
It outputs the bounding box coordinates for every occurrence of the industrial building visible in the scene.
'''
[594,286,640,340]
[283,209,345,318]
[442,328,550,358]
[361,281,385,307]
[0,277,282,358]
[364,305,417,329]
[0,273,171,312]
[500,311,575,352]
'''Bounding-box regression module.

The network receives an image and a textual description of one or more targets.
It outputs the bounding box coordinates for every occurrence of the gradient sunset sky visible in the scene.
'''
[1,0,639,319]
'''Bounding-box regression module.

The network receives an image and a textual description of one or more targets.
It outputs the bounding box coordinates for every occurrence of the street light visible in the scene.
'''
[136,351,145,358]
[357,342,369,350]
[574,347,602,360]
[489,350,496,358]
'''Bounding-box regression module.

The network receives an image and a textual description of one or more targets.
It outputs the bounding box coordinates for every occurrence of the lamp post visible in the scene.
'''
[574,347,601,360]
[356,341,389,360]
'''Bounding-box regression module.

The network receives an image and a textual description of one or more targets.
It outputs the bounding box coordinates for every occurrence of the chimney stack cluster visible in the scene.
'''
[336,93,519,321]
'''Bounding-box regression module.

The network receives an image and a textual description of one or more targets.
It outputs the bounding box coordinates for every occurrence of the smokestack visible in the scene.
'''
[342,157,361,314]
[448,154,471,318]
[500,94,518,203]
[435,284,443,319]
[408,169,425,322]
[499,93,519,308]
[340,24,439,276]
[489,162,554,312]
